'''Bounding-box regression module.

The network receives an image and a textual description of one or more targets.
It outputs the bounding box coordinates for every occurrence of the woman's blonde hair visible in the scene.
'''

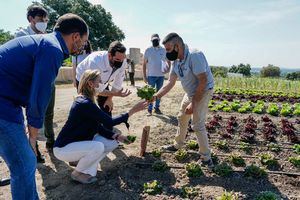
[78,69,101,103]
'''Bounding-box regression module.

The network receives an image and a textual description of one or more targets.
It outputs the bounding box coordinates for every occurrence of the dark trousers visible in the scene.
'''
[129,72,135,86]
[96,92,113,131]
[44,85,56,143]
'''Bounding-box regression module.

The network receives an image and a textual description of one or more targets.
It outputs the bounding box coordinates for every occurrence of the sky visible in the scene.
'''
[0,0,299,68]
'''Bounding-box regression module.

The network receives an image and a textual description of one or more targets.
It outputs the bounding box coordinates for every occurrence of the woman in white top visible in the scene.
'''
[72,40,92,87]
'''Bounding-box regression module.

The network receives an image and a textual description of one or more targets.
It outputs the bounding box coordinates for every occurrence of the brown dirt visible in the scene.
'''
[0,81,299,200]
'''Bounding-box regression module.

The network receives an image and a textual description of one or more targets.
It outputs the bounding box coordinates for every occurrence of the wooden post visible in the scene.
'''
[140,126,150,157]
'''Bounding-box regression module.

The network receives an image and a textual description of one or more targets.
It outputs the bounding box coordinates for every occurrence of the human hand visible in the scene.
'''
[185,102,193,115]
[116,88,132,97]
[128,101,148,116]
[143,76,148,84]
[104,98,113,112]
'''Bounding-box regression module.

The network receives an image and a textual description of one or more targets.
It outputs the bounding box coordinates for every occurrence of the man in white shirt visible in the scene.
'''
[143,34,169,115]
[76,41,131,130]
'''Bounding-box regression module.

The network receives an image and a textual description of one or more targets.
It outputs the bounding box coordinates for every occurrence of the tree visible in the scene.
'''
[40,0,125,49]
[260,64,281,77]
[286,71,300,80]
[0,29,14,45]
[229,63,251,76]
[210,66,228,78]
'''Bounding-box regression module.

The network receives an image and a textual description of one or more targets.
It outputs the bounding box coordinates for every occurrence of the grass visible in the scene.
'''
[214,77,300,93]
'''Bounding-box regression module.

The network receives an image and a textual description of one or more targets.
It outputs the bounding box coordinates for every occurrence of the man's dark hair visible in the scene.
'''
[27,4,48,22]
[54,13,88,36]
[108,41,126,56]
[162,32,183,45]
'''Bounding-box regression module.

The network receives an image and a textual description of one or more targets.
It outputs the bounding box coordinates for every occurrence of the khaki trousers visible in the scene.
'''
[174,89,213,160]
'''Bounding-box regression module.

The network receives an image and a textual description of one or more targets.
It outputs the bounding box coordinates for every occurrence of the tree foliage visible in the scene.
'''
[286,71,300,80]
[0,29,14,45]
[229,63,251,76]
[260,64,281,77]
[40,0,125,49]
[211,66,228,78]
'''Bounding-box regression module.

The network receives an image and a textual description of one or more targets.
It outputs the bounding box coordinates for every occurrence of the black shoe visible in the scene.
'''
[37,154,45,163]
[200,159,214,170]
[154,108,162,115]
[0,178,10,187]
[162,144,178,151]
[187,125,194,132]
[69,161,79,167]
[147,110,152,116]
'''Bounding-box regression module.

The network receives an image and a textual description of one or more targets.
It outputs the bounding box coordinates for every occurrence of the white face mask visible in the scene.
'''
[35,22,47,33]
[95,86,103,93]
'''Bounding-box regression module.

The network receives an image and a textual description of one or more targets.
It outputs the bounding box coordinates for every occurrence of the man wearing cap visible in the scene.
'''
[143,34,169,115]
[153,33,215,169]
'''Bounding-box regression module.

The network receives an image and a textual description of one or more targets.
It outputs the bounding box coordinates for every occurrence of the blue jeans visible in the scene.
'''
[148,76,164,111]
[0,119,39,200]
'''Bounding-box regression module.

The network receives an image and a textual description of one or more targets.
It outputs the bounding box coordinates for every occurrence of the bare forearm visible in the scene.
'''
[98,90,117,97]
[142,62,147,78]
[192,80,206,103]
[156,81,175,98]
[28,125,39,139]
[107,87,120,99]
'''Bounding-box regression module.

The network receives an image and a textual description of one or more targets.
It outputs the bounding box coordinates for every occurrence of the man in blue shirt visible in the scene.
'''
[0,13,89,200]
[15,4,51,163]
[154,33,215,169]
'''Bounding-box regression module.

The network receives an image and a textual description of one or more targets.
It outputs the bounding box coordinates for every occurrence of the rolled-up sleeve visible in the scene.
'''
[26,46,63,128]
[170,63,177,76]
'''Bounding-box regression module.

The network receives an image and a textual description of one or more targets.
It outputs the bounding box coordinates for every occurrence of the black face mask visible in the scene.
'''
[166,46,178,61]
[113,60,123,69]
[152,39,159,47]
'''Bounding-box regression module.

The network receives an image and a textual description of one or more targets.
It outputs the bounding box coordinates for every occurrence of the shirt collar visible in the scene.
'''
[54,31,69,59]
[27,25,36,35]
[176,44,189,65]
[104,51,112,70]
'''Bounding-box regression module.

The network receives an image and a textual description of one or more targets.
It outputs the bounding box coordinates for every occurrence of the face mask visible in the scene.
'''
[95,86,102,93]
[110,57,123,69]
[35,22,47,33]
[152,39,159,47]
[166,45,178,61]
[113,60,123,69]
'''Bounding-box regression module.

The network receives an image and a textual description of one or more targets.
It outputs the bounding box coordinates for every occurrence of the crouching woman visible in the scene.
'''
[53,69,147,184]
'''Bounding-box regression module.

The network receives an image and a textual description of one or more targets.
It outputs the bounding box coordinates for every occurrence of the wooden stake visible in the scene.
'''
[140,126,150,157]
